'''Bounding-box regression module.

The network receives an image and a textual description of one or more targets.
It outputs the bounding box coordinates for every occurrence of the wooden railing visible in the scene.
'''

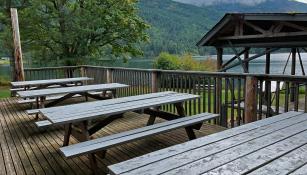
[23,65,307,128]
[24,66,81,80]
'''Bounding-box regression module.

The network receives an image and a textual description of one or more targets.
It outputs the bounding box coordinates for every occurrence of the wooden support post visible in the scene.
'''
[10,8,24,82]
[264,48,271,104]
[151,70,159,93]
[245,76,258,123]
[106,68,113,83]
[290,48,297,102]
[244,48,250,72]
[216,48,223,114]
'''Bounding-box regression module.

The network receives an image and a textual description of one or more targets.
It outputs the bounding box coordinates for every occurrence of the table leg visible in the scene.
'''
[175,102,196,140]
[112,89,117,98]
[147,107,160,126]
[35,97,39,120]
[63,123,72,146]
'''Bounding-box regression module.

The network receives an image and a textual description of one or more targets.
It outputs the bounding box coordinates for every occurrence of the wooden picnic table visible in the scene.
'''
[18,83,129,114]
[38,91,200,146]
[11,77,93,90]
[108,111,307,175]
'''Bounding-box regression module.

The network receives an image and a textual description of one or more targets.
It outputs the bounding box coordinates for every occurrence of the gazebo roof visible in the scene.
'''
[197,13,307,48]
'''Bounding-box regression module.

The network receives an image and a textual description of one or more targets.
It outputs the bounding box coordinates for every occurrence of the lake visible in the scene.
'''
[1,53,307,80]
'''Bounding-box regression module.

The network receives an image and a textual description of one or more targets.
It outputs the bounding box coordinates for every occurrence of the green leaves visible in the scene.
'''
[19,0,149,65]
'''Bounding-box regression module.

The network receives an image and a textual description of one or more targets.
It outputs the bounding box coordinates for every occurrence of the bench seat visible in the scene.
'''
[35,120,52,128]
[20,91,102,104]
[60,113,218,158]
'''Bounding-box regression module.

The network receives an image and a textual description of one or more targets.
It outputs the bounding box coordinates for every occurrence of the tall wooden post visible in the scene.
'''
[10,8,25,81]
[245,76,258,123]
[264,48,271,104]
[244,48,250,72]
[216,48,223,114]
[290,48,297,102]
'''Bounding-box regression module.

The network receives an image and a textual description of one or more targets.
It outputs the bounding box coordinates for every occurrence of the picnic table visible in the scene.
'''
[108,111,307,175]
[18,83,129,111]
[11,77,92,90]
[38,91,200,146]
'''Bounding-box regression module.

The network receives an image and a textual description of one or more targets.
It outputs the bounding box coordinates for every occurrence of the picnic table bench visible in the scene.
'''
[11,77,92,91]
[108,111,307,175]
[38,91,219,174]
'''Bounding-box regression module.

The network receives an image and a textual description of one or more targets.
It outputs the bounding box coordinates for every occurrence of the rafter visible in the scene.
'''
[280,21,307,32]
[218,31,307,40]
[244,21,266,34]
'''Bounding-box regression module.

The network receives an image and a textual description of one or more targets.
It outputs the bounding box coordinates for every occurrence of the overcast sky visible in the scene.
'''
[172,0,307,6]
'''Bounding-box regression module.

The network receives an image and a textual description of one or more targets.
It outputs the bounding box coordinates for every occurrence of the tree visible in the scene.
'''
[20,0,149,65]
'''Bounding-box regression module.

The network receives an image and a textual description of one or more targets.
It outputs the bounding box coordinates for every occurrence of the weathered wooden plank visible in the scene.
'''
[19,91,102,104]
[47,93,199,125]
[118,115,307,175]
[108,112,302,175]
[290,164,307,175]
[60,113,217,158]
[11,77,92,87]
[17,83,128,98]
[7,98,91,174]
[248,144,307,175]
[40,91,175,114]
[11,77,93,87]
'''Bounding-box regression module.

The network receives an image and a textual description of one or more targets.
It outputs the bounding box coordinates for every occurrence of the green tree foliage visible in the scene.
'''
[154,52,181,70]
[154,52,216,71]
[19,0,149,65]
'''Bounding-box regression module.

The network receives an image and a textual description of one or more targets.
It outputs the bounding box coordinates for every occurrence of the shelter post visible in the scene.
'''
[290,48,297,102]
[244,48,250,71]
[216,47,223,114]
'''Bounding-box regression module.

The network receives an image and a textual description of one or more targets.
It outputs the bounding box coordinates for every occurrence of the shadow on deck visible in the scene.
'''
[0,98,225,175]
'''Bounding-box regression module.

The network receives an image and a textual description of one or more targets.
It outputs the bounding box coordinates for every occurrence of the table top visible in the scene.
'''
[11,77,92,87]
[17,83,128,98]
[40,91,199,126]
[108,111,307,175]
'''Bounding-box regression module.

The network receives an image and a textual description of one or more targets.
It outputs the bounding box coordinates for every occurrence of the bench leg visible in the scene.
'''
[63,123,72,146]
[89,153,99,175]
[147,115,156,126]
[185,127,196,140]
[175,103,197,140]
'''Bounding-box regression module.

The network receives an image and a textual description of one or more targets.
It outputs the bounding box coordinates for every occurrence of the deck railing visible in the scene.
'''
[23,65,307,128]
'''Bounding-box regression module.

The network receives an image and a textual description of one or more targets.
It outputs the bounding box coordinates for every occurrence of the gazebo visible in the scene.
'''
[197,13,307,75]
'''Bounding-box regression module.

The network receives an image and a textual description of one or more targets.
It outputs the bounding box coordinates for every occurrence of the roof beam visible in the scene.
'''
[218,31,307,40]
[280,21,307,31]
[219,48,280,72]
[244,21,266,34]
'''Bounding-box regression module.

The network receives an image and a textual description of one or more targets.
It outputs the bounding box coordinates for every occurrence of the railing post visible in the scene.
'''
[245,76,258,123]
[106,68,113,83]
[151,70,159,93]
[80,66,86,77]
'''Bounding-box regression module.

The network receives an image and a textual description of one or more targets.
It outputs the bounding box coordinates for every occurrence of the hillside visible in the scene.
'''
[138,0,307,57]
[138,0,222,56]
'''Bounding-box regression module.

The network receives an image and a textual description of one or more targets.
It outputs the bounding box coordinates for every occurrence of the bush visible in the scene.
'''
[154,52,181,70]
[154,52,217,71]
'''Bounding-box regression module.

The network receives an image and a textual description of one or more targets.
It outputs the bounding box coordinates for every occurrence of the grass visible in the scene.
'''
[0,86,10,98]
[0,60,9,65]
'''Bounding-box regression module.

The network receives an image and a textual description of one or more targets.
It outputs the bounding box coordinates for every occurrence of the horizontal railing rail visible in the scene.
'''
[21,65,307,128]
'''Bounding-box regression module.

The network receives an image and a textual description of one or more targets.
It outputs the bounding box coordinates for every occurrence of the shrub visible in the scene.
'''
[154,52,181,70]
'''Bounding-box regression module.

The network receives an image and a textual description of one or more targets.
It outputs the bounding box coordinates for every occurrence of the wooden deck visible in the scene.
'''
[0,97,225,175]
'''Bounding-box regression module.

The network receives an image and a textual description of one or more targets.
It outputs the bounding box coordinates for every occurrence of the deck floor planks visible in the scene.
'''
[0,97,225,174]
[5,98,62,175]
[7,98,91,175]
[2,99,43,175]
